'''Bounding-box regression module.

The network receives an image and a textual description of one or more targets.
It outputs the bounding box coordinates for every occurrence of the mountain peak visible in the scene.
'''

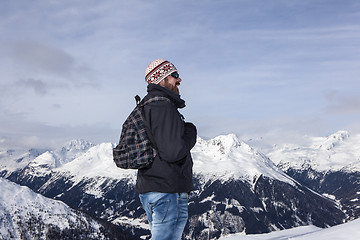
[0,148,47,172]
[314,130,350,151]
[331,130,350,138]
[28,139,94,170]
[193,135,293,185]
[270,130,360,172]
[63,139,94,151]
[58,142,135,182]
[198,134,242,155]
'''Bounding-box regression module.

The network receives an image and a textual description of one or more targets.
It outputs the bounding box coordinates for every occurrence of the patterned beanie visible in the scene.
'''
[145,59,177,84]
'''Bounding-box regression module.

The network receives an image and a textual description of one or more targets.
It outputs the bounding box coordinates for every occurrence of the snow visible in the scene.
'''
[192,134,295,185]
[2,134,295,192]
[221,218,360,239]
[1,132,360,239]
[58,142,136,182]
[0,139,93,176]
[0,177,102,238]
[3,132,359,182]
[30,139,94,169]
[268,131,360,172]
[30,151,57,168]
[112,216,150,230]
[0,149,45,173]
[53,139,94,167]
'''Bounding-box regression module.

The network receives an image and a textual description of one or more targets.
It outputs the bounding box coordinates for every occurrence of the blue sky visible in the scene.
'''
[1,0,360,150]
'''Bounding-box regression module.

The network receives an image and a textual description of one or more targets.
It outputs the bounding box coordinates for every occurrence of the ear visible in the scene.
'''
[158,77,168,86]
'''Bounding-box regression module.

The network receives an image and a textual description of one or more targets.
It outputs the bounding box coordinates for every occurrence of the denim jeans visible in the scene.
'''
[139,192,189,240]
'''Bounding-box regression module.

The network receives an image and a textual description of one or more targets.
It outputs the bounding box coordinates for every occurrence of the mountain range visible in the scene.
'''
[0,177,135,240]
[1,130,359,239]
[269,130,360,220]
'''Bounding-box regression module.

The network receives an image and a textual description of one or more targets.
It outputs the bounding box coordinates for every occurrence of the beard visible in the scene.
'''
[162,78,180,95]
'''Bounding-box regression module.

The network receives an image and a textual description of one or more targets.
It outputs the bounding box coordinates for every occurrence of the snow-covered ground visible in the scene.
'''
[220,218,360,240]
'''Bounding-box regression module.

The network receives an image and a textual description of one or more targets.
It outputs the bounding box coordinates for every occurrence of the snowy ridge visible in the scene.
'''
[269,130,360,172]
[25,135,295,188]
[313,130,350,151]
[30,139,94,169]
[49,142,137,198]
[0,139,92,175]
[0,177,104,239]
[0,148,47,173]
[3,132,356,192]
[52,139,94,167]
[57,142,136,180]
[192,134,295,185]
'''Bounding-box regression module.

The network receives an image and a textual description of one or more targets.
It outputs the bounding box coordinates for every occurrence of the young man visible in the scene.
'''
[137,59,197,240]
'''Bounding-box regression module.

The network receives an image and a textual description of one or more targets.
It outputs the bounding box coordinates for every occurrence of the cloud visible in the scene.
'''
[194,114,330,153]
[10,41,76,75]
[10,41,95,78]
[0,114,117,150]
[325,91,360,115]
[1,0,359,150]
[15,78,49,95]
[0,40,98,97]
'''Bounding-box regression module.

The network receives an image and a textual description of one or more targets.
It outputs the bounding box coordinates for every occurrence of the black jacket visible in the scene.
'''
[135,84,197,193]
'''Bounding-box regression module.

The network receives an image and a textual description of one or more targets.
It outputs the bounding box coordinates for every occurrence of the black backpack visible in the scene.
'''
[113,95,170,169]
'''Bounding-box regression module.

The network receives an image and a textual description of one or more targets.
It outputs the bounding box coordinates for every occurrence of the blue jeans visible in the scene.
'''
[139,192,189,240]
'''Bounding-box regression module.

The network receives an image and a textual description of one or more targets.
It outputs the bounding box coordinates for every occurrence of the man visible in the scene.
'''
[137,59,197,240]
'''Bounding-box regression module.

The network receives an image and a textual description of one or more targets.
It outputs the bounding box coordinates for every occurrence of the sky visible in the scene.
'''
[1,0,360,150]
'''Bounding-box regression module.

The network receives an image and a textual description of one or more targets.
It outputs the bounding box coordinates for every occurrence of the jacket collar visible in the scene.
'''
[147,84,186,109]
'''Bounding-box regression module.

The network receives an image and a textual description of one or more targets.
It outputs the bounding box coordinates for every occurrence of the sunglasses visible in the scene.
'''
[170,72,180,79]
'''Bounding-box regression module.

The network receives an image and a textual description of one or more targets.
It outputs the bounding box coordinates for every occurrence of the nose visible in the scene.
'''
[177,77,182,82]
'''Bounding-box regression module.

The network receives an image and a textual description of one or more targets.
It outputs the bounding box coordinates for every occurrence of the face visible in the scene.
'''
[160,72,182,95]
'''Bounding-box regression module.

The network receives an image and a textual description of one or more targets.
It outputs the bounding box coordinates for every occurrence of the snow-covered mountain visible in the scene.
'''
[27,139,94,170]
[268,130,360,220]
[269,130,360,172]
[0,139,92,176]
[1,139,95,190]
[0,177,134,240]
[1,134,349,239]
[0,148,47,175]
[192,134,294,185]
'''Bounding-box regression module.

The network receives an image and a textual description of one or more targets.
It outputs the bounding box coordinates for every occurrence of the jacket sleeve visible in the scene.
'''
[147,102,197,163]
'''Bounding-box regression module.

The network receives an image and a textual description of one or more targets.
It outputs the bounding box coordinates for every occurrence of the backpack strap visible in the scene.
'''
[134,95,171,107]
[140,96,171,107]
[134,95,171,159]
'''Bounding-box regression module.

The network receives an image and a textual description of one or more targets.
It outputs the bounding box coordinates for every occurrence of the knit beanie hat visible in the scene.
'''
[145,59,177,84]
